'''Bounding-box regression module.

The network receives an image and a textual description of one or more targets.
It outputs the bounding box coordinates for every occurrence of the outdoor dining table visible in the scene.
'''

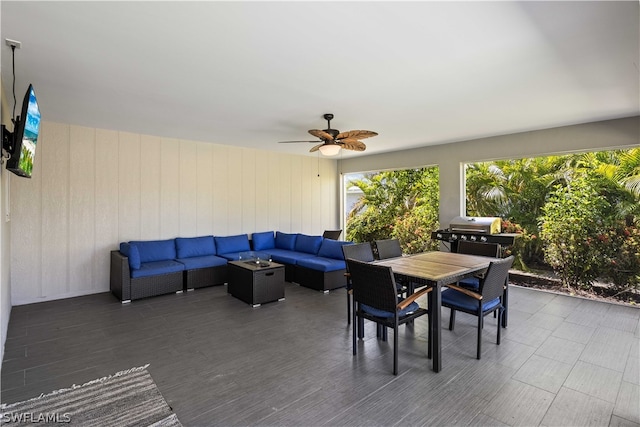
[374,251,492,372]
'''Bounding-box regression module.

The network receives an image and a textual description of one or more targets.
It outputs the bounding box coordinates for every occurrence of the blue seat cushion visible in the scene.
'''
[130,260,185,279]
[129,239,177,264]
[458,277,480,290]
[177,255,227,270]
[252,231,275,250]
[361,301,420,318]
[175,236,216,258]
[295,234,323,254]
[441,288,501,313]
[120,242,141,270]
[215,234,250,254]
[275,232,297,251]
[297,257,346,272]
[268,249,316,265]
[317,239,352,260]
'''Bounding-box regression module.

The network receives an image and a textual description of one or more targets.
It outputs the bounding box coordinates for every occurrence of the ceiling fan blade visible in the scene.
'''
[336,130,378,140]
[339,139,366,151]
[309,143,324,153]
[309,129,335,141]
[278,140,320,143]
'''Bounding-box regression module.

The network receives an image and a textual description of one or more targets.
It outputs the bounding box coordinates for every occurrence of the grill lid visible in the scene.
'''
[449,216,501,234]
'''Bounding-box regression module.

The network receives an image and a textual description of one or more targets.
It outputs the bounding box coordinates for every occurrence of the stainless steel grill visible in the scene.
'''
[431,216,517,251]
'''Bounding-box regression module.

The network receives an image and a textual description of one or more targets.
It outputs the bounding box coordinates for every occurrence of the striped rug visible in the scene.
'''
[0,365,182,426]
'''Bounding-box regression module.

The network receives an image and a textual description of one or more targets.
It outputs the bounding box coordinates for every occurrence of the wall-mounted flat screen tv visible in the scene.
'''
[7,84,41,178]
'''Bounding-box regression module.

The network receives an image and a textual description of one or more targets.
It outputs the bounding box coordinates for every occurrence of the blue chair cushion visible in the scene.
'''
[361,301,420,318]
[120,242,141,270]
[275,232,297,251]
[215,234,250,255]
[295,234,323,254]
[130,260,185,279]
[458,277,480,290]
[297,257,346,272]
[129,239,176,264]
[268,249,316,265]
[175,236,216,258]
[317,239,352,260]
[177,255,227,270]
[441,288,501,313]
[252,231,275,250]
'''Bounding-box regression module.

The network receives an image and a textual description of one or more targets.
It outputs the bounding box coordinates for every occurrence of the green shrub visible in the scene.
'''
[540,178,612,289]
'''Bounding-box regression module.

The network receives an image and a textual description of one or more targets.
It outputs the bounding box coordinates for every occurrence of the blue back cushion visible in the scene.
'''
[129,239,176,264]
[275,232,297,251]
[120,242,141,270]
[175,236,216,258]
[252,231,275,251]
[295,234,323,254]
[318,239,352,260]
[215,234,250,254]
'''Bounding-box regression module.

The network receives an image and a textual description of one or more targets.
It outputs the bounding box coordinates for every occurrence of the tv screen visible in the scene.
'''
[7,84,41,178]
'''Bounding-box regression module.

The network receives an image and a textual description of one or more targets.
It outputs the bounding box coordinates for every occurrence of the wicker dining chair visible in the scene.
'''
[342,242,375,328]
[456,240,508,327]
[441,256,514,359]
[347,258,431,375]
[373,238,403,260]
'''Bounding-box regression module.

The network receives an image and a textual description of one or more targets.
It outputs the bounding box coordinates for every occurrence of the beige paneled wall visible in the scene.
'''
[10,123,339,305]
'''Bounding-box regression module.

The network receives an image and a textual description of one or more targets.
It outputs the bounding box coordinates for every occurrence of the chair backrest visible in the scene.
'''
[322,230,342,240]
[457,240,500,258]
[346,259,398,313]
[374,239,403,260]
[479,255,514,301]
[342,242,375,269]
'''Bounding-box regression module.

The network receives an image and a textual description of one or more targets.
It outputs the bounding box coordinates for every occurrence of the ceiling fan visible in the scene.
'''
[279,113,378,156]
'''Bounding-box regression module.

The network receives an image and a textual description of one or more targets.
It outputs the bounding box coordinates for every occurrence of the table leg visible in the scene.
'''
[430,283,441,372]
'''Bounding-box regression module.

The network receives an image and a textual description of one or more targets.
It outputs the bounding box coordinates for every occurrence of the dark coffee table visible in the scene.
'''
[228,260,285,307]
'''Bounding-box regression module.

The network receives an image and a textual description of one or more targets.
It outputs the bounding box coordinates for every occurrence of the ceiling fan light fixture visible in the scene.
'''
[319,144,341,156]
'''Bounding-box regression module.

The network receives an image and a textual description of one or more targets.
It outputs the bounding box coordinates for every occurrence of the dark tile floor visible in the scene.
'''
[1,283,639,426]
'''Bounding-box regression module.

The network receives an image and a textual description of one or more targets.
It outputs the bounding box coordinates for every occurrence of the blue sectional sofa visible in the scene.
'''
[110,236,228,302]
[110,231,352,302]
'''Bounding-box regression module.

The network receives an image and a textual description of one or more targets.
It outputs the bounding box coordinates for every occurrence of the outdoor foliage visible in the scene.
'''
[466,148,640,292]
[539,177,612,289]
[347,148,640,294]
[346,167,440,254]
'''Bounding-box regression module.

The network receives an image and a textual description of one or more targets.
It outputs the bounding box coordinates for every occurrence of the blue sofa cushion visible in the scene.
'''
[252,231,275,251]
[317,239,352,260]
[130,260,185,279]
[215,234,250,255]
[441,288,501,313]
[275,232,297,251]
[268,248,316,265]
[295,234,323,254]
[176,236,216,258]
[129,239,176,264]
[120,242,141,270]
[177,255,227,270]
[297,257,346,273]
[361,301,420,319]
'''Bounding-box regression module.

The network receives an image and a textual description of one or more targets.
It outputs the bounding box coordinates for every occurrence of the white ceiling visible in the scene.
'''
[1,1,638,158]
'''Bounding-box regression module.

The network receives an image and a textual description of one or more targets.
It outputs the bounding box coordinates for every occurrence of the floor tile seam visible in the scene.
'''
[612,380,640,420]
[578,350,629,374]
[3,348,116,378]
[508,372,561,398]
[564,362,624,404]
